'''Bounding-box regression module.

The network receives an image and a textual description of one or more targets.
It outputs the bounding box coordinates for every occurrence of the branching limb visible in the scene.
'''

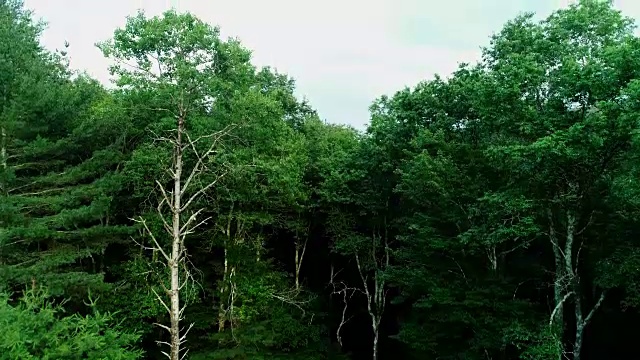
[583,290,606,326]
[269,287,312,316]
[550,291,574,326]
[181,125,235,197]
[329,265,362,348]
[132,217,170,261]
[180,172,227,212]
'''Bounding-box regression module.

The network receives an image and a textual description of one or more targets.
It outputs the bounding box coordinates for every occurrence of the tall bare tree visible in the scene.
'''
[98,10,244,359]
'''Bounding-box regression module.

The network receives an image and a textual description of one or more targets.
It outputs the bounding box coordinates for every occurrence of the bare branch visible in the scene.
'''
[156,199,173,235]
[355,254,371,303]
[181,125,235,197]
[329,265,361,349]
[583,291,606,326]
[269,288,311,316]
[154,322,172,333]
[550,291,574,326]
[575,211,595,236]
[152,288,171,314]
[179,209,204,234]
[446,255,468,283]
[180,171,227,212]
[180,323,195,342]
[156,180,174,207]
[132,217,170,262]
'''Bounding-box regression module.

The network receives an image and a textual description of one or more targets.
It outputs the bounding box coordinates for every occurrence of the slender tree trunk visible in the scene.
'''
[372,321,379,360]
[168,115,185,360]
[294,238,307,290]
[255,234,262,262]
[229,266,236,328]
[356,245,386,360]
[218,245,228,332]
[1,90,6,184]
[295,244,300,289]
[488,245,497,273]
[560,185,596,360]
[218,208,234,332]
[548,209,566,360]
[564,210,580,360]
[1,126,6,182]
[371,273,383,360]
[565,209,594,360]
[218,216,241,332]
[574,291,605,360]
[0,125,6,265]
[573,323,584,360]
[556,210,606,360]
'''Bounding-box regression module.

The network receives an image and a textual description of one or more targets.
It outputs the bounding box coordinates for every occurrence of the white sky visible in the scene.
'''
[23,0,640,129]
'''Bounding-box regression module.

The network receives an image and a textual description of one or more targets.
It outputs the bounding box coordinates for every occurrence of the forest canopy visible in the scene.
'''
[1,0,640,359]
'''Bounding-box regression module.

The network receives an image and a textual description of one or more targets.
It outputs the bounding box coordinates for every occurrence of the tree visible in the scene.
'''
[98,10,242,359]
[0,0,132,303]
[323,130,396,360]
[477,1,640,358]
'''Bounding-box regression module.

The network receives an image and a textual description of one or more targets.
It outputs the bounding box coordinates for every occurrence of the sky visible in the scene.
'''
[22,0,640,129]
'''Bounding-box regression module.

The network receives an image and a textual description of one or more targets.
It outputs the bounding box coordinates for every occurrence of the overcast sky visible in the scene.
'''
[22,0,640,129]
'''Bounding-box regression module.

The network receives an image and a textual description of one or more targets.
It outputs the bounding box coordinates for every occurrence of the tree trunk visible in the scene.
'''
[0,125,6,265]
[295,244,300,289]
[573,290,606,360]
[565,210,586,360]
[557,208,605,360]
[1,126,6,186]
[294,238,306,290]
[372,321,379,360]
[218,245,227,332]
[548,209,566,360]
[574,323,584,360]
[229,266,237,329]
[168,115,184,360]
[255,234,262,262]
[488,245,497,273]
[218,208,234,332]
[356,245,387,360]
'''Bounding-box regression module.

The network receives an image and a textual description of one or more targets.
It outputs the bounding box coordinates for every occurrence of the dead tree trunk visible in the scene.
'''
[218,244,228,332]
[294,235,307,290]
[167,114,184,360]
[355,228,390,360]
[218,206,233,332]
[1,126,6,185]
[0,125,6,265]
[136,116,230,359]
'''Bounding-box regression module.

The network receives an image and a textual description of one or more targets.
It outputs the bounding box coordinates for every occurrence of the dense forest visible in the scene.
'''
[2,0,640,359]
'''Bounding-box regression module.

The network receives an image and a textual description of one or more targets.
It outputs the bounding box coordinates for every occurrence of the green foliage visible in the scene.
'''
[0,287,143,359]
[185,256,329,359]
[0,0,133,302]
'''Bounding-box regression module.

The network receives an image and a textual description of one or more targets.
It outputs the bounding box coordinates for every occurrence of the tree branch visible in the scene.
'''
[583,290,606,326]
[132,217,170,261]
[550,291,574,326]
